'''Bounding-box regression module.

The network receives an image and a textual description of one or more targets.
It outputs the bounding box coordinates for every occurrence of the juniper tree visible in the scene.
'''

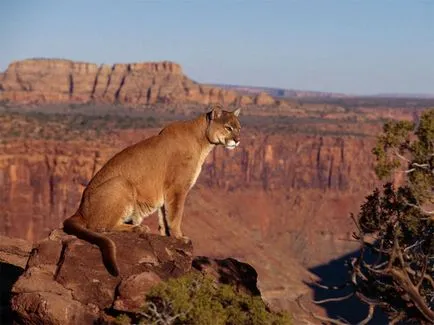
[303,109,434,324]
[350,109,434,324]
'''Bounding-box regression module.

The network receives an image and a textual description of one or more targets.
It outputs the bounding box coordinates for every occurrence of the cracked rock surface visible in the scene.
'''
[10,229,194,325]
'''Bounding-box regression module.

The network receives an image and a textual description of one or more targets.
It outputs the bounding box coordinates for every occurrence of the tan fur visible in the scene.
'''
[63,104,241,276]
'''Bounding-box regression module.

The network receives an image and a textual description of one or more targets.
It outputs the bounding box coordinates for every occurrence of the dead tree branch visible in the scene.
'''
[313,292,354,304]
[296,295,350,325]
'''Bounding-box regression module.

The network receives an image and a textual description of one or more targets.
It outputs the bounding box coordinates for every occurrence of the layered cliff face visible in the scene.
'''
[0,59,275,106]
[0,129,378,266]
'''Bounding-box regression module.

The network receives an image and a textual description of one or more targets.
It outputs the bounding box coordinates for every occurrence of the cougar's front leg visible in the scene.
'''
[158,207,169,236]
[164,191,189,241]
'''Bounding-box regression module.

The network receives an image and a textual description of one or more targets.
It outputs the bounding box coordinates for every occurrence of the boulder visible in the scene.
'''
[10,229,193,325]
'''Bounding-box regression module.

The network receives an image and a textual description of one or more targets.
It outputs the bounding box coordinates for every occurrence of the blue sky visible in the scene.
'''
[1,0,433,95]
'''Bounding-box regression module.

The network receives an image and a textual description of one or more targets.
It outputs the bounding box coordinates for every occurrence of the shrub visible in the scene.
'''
[116,272,291,325]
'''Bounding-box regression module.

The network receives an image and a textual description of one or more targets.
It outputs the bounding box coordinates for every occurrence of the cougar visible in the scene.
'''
[63,104,241,276]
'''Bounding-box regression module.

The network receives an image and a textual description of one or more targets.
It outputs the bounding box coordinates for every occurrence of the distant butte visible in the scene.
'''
[0,58,276,106]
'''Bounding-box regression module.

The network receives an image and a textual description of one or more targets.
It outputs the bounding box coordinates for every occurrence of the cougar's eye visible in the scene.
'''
[225,125,233,132]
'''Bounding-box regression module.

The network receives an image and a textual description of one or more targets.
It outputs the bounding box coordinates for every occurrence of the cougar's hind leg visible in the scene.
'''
[80,176,138,232]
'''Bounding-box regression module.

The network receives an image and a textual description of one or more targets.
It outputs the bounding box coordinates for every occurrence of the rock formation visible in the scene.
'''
[0,231,318,325]
[0,59,278,106]
[10,229,193,324]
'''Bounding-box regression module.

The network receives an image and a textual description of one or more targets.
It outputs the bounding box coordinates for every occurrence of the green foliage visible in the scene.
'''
[372,119,413,179]
[372,109,434,204]
[115,314,132,325]
[358,184,423,235]
[351,108,434,324]
[116,272,291,325]
[416,109,434,147]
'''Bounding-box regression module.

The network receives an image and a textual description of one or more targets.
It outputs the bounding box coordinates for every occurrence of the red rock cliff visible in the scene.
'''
[0,59,274,106]
[0,130,377,258]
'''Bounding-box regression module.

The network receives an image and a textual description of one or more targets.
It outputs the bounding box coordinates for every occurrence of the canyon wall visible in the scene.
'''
[0,130,378,266]
[0,59,276,106]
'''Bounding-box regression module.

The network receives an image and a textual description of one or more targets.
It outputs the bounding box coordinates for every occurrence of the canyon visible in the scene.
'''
[0,58,426,321]
[0,129,378,256]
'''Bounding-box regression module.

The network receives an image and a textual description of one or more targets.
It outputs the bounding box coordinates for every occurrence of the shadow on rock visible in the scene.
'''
[0,263,25,324]
[0,235,33,325]
[193,256,261,296]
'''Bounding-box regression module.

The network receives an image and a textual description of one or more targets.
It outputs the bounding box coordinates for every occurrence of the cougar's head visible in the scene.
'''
[206,104,241,150]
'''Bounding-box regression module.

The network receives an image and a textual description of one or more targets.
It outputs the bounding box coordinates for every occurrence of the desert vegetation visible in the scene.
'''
[115,273,291,325]
[310,109,434,324]
[0,111,164,142]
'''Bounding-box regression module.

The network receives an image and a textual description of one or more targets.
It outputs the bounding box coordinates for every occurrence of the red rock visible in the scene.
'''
[11,291,98,325]
[7,230,288,325]
[0,59,269,106]
[0,236,32,268]
[9,230,193,324]
[113,272,162,312]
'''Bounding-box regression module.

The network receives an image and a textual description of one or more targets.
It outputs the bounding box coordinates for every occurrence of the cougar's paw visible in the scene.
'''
[172,230,191,244]
[133,225,150,233]
[179,235,192,245]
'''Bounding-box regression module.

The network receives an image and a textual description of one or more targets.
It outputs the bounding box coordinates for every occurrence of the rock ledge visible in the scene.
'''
[7,230,263,325]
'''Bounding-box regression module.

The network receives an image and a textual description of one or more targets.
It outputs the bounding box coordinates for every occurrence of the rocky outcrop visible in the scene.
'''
[10,230,192,324]
[5,230,311,325]
[0,59,278,106]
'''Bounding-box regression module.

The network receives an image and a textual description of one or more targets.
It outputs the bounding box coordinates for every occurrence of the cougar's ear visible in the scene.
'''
[233,107,241,117]
[209,104,223,120]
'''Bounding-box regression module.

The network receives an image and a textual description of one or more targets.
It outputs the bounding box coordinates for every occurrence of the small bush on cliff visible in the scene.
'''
[322,109,434,324]
[116,272,291,325]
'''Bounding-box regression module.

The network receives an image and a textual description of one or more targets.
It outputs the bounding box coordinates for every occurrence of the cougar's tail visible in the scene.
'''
[63,214,120,276]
